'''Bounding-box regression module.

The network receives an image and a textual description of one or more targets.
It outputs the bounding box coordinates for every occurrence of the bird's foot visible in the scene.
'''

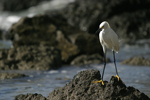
[92,80,104,85]
[115,75,120,81]
[112,75,123,82]
[112,75,120,81]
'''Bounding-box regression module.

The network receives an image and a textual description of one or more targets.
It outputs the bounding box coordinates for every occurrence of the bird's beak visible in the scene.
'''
[95,28,101,35]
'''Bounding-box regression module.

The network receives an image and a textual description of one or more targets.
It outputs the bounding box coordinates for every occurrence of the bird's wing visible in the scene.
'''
[99,31,107,53]
[110,29,119,52]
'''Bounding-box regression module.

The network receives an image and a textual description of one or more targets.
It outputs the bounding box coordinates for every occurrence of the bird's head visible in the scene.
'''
[95,21,110,35]
[99,21,110,29]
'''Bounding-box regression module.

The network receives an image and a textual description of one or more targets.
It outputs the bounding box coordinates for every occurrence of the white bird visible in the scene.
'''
[92,21,120,85]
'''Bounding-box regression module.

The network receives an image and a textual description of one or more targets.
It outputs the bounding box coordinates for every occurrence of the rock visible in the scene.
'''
[0,0,50,12]
[47,69,150,100]
[0,30,2,39]
[0,72,27,80]
[8,14,82,64]
[59,0,150,42]
[14,93,47,100]
[8,14,80,47]
[8,14,104,64]
[59,0,103,32]
[121,56,150,66]
[70,54,110,65]
[56,31,79,64]
[9,15,57,46]
[0,46,61,70]
[74,33,103,55]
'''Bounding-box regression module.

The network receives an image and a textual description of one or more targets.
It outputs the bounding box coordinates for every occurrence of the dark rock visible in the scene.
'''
[47,69,150,100]
[8,14,104,64]
[0,46,61,70]
[0,0,50,12]
[59,0,103,32]
[0,72,27,80]
[55,31,79,64]
[59,0,150,42]
[121,56,150,66]
[8,14,82,64]
[8,14,80,47]
[0,30,2,39]
[74,33,103,55]
[14,93,47,100]
[9,15,58,46]
[70,54,110,65]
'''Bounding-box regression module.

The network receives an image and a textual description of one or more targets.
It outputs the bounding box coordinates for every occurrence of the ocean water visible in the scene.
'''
[0,0,150,99]
[0,41,150,100]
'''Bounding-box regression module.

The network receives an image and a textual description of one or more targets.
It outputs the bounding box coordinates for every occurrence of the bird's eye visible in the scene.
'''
[100,26,104,29]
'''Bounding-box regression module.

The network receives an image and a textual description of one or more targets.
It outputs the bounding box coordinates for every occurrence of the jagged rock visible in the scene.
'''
[47,69,150,100]
[121,56,150,66]
[14,93,47,100]
[0,73,27,80]
[0,46,61,70]
[70,54,110,65]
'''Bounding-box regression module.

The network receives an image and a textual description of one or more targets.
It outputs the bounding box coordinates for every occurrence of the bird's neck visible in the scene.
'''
[103,27,110,30]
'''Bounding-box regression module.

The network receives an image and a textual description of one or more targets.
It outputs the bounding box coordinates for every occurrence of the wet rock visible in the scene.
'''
[70,54,110,65]
[47,69,150,100]
[0,72,27,80]
[0,46,61,70]
[14,93,47,100]
[121,56,150,66]
[0,0,50,12]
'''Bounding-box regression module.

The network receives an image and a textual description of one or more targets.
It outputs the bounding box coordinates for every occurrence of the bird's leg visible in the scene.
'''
[101,51,106,82]
[92,49,106,85]
[113,51,120,81]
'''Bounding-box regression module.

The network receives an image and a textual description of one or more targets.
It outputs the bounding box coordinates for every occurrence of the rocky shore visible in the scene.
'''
[1,0,150,71]
[0,72,27,80]
[7,14,103,66]
[1,0,150,99]
[121,56,150,66]
[57,0,150,43]
[14,69,150,100]
[0,46,61,70]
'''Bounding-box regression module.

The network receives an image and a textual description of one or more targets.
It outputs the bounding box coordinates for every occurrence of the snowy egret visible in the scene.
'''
[92,21,120,85]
